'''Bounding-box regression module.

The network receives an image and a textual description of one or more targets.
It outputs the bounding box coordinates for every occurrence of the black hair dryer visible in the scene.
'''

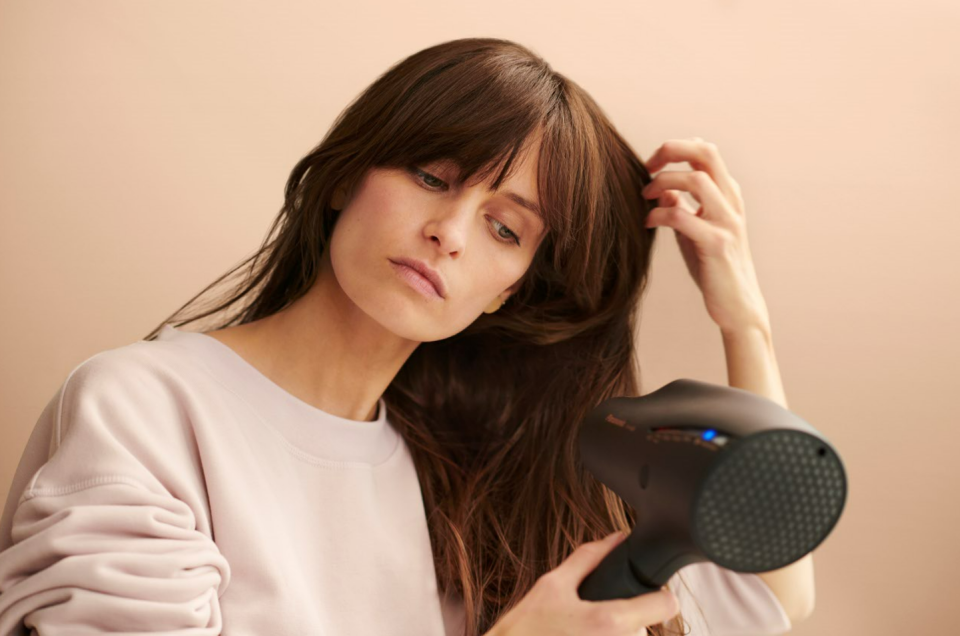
[577,378,847,602]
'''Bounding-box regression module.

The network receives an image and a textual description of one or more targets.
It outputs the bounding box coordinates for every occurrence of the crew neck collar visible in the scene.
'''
[156,323,399,466]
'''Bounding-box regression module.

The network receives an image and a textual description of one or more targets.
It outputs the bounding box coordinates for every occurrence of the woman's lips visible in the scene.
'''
[390,260,444,299]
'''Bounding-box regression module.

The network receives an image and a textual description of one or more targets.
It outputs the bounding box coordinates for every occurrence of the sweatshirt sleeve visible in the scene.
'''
[0,351,232,636]
[668,561,792,636]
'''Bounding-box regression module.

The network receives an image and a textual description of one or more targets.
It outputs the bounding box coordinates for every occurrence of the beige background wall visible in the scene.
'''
[1,1,957,634]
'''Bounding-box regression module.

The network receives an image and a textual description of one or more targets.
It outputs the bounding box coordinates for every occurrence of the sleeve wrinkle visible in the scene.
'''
[0,479,231,636]
[0,350,229,635]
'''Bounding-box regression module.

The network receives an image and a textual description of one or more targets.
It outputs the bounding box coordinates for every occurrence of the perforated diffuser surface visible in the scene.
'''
[691,430,846,572]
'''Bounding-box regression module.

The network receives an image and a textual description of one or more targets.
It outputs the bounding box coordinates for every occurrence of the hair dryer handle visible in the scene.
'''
[577,539,661,601]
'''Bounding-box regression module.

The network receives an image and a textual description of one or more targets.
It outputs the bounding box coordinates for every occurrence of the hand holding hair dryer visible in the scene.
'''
[577,378,847,601]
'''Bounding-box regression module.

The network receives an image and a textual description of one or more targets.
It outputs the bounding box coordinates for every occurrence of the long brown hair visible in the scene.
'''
[144,37,693,636]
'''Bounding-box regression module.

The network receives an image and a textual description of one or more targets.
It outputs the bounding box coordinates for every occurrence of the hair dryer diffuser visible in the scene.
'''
[577,378,846,602]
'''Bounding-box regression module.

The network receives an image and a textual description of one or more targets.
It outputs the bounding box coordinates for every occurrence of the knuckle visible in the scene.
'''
[536,571,559,591]
[537,570,568,597]
[693,136,719,153]
[715,229,735,249]
[692,170,711,187]
[585,606,620,632]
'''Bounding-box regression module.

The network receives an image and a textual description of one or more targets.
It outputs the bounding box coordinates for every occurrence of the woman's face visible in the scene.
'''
[327,148,546,343]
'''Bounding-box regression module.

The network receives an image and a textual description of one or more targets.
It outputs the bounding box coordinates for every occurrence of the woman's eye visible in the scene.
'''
[411,167,445,190]
[490,218,521,247]
[410,166,521,247]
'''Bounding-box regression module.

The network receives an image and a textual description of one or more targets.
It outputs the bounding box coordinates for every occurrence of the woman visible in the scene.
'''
[0,38,796,635]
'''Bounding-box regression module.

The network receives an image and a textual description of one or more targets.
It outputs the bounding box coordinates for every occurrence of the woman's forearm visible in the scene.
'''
[720,323,816,623]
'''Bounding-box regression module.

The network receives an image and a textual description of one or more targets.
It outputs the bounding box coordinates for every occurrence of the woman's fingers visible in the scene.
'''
[600,587,682,632]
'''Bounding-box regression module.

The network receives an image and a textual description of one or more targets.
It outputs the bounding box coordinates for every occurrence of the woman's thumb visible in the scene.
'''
[557,531,628,585]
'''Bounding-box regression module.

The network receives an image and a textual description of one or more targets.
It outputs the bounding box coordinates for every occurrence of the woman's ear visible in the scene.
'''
[502,280,525,303]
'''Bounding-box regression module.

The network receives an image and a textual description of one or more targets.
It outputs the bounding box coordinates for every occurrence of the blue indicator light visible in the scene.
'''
[701,429,717,441]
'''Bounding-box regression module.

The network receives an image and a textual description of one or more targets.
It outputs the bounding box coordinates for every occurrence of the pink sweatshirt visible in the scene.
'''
[0,325,792,635]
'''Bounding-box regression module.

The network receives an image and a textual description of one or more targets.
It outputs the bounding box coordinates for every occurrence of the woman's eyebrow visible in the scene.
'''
[498,190,542,219]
